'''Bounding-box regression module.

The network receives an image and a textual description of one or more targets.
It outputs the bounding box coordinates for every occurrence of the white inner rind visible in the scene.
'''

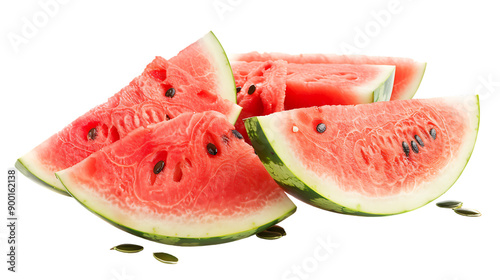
[258,95,479,215]
[200,32,237,104]
[353,65,395,103]
[19,143,66,192]
[57,170,295,238]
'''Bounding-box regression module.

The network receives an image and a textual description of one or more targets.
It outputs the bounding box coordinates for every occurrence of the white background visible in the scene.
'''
[1,0,499,279]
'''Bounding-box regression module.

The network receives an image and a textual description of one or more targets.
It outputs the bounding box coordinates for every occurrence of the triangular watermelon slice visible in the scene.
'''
[56,111,296,246]
[232,60,288,143]
[232,52,426,100]
[16,32,241,195]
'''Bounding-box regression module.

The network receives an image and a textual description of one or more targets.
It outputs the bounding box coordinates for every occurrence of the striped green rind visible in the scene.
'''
[244,96,480,216]
[15,159,70,196]
[56,173,296,246]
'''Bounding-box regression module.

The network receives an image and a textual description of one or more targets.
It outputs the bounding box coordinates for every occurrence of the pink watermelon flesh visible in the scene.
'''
[245,95,479,215]
[233,61,395,110]
[232,60,287,143]
[17,34,240,194]
[232,52,426,100]
[56,111,296,245]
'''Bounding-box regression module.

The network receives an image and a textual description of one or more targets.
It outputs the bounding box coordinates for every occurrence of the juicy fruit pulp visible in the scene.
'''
[56,111,296,246]
[232,52,426,101]
[245,96,479,215]
[233,61,395,108]
[16,32,240,194]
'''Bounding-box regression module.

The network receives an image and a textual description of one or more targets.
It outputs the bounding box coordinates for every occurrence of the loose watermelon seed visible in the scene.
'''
[454,208,481,217]
[436,200,463,209]
[87,128,98,141]
[207,143,218,156]
[165,87,176,98]
[231,129,243,139]
[248,85,256,95]
[256,230,282,240]
[110,244,144,253]
[236,86,241,93]
[414,135,424,147]
[265,225,286,236]
[430,128,437,140]
[153,252,178,264]
[153,161,165,174]
[402,141,410,157]
[411,141,419,154]
[316,123,327,133]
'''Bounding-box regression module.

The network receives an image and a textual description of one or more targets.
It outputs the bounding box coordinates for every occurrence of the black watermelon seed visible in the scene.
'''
[248,85,256,95]
[231,129,243,139]
[153,160,165,174]
[87,128,97,140]
[207,143,218,156]
[236,86,241,93]
[436,200,463,209]
[454,208,481,217]
[166,114,171,120]
[414,135,424,147]
[316,123,327,133]
[402,141,410,157]
[411,141,419,153]
[430,128,437,140]
[165,87,176,98]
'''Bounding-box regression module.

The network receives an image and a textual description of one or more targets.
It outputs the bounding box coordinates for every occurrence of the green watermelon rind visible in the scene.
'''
[15,158,71,196]
[372,66,395,102]
[244,95,480,216]
[202,31,237,104]
[56,173,297,246]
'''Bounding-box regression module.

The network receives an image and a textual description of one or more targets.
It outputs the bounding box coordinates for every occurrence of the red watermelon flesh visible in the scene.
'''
[17,33,241,194]
[232,60,288,143]
[233,61,395,110]
[56,111,296,246]
[232,52,426,100]
[245,95,480,215]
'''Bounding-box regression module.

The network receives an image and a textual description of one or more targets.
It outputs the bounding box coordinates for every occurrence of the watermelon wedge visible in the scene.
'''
[232,52,426,100]
[245,95,480,216]
[232,60,288,143]
[233,61,395,108]
[16,32,241,195]
[56,111,296,246]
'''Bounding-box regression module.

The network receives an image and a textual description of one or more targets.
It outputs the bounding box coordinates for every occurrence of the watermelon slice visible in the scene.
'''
[232,52,426,100]
[233,61,395,108]
[16,32,241,195]
[245,95,480,216]
[232,60,288,143]
[56,111,296,246]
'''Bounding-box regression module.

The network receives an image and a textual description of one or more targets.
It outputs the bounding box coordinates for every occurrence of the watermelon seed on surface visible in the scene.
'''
[402,141,410,157]
[87,128,97,141]
[165,87,176,98]
[153,252,178,264]
[110,244,144,253]
[231,129,243,139]
[436,200,463,209]
[264,225,286,236]
[411,141,419,153]
[256,230,282,240]
[153,161,165,174]
[316,123,327,133]
[236,86,241,93]
[248,84,256,95]
[454,208,481,217]
[414,135,424,147]
[207,143,218,156]
[430,128,437,140]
